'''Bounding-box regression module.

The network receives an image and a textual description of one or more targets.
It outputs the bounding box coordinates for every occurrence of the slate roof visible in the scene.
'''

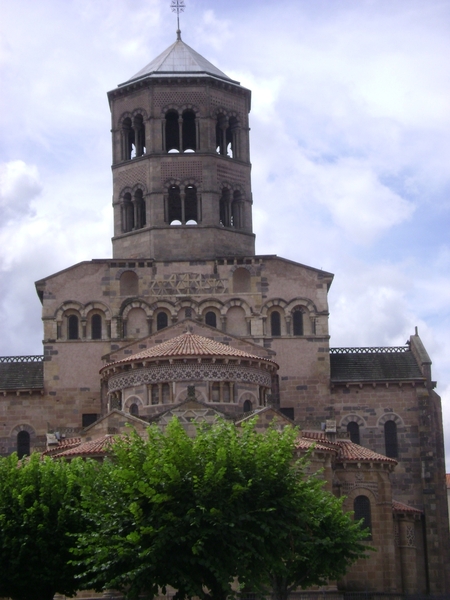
[0,358,44,390]
[122,38,236,86]
[330,349,424,383]
[104,332,276,368]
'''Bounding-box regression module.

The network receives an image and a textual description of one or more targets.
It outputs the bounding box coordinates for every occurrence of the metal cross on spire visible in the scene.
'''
[171,0,185,40]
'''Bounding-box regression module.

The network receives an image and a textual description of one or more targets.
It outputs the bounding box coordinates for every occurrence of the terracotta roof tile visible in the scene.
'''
[107,332,276,366]
[42,437,81,456]
[295,437,335,453]
[53,435,115,458]
[336,440,397,464]
[392,500,423,515]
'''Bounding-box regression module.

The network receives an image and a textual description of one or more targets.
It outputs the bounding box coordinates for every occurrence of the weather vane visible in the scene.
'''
[171,0,185,39]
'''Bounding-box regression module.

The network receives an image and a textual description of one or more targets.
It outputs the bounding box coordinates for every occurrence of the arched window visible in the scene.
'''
[129,403,139,416]
[121,192,134,233]
[354,495,372,539]
[347,421,360,445]
[243,399,253,413]
[205,311,217,328]
[17,431,30,459]
[156,312,168,331]
[270,311,281,337]
[216,114,239,158]
[121,117,133,160]
[165,110,180,152]
[68,315,79,340]
[292,310,304,336]
[91,314,102,340]
[384,421,398,458]
[182,110,196,152]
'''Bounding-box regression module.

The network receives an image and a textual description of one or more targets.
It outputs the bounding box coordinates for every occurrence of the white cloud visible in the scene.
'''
[0,161,42,219]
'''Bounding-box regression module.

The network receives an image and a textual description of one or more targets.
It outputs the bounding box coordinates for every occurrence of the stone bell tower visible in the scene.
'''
[107,31,255,261]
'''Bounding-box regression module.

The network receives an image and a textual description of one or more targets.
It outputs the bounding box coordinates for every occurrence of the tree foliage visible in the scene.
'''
[75,419,369,600]
[0,453,93,600]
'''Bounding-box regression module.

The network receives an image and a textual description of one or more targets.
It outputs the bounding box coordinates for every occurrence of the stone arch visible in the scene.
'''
[55,300,85,321]
[10,423,35,438]
[84,301,112,321]
[119,270,139,296]
[340,414,366,428]
[119,110,147,160]
[123,395,144,412]
[239,391,258,409]
[121,300,153,320]
[261,299,288,317]
[149,300,178,319]
[177,299,200,321]
[85,303,110,340]
[174,387,207,404]
[377,413,403,427]
[225,298,252,318]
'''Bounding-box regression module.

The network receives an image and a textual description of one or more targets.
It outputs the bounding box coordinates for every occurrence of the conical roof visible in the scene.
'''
[121,37,237,86]
[104,332,276,368]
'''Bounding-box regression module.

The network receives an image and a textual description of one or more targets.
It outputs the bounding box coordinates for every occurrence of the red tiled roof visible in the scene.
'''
[105,332,276,367]
[52,435,115,458]
[336,440,397,464]
[42,437,82,456]
[295,437,335,453]
[392,500,423,515]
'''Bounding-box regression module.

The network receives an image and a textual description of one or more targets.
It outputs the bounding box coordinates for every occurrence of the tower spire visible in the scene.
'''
[171,0,185,40]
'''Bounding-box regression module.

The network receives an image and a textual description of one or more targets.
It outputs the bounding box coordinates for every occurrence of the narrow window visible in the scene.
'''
[184,185,197,223]
[68,315,79,340]
[133,114,145,157]
[205,311,217,328]
[165,111,180,152]
[384,421,398,458]
[222,383,230,403]
[243,399,253,413]
[211,382,220,402]
[162,383,171,404]
[151,385,159,405]
[91,314,102,340]
[129,403,139,416]
[122,192,134,232]
[293,310,304,336]
[347,421,360,445]
[134,189,146,229]
[354,495,372,539]
[121,117,134,160]
[216,114,227,155]
[156,312,168,331]
[270,311,281,337]
[17,431,30,459]
[182,110,196,152]
[231,191,241,228]
[219,188,230,226]
[168,185,182,224]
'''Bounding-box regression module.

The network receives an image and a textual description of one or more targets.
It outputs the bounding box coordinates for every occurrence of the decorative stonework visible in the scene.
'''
[108,363,272,393]
[341,482,379,499]
[161,160,203,183]
[406,524,415,547]
[148,273,228,296]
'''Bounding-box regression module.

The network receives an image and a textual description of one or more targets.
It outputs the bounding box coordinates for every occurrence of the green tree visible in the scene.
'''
[0,453,93,600]
[76,419,369,600]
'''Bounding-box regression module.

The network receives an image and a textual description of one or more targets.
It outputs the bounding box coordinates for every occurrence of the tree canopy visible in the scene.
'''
[0,453,92,600]
[75,419,369,600]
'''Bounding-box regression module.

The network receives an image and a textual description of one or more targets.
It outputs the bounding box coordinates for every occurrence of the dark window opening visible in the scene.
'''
[280,407,295,420]
[182,110,196,151]
[151,385,159,405]
[347,421,360,445]
[156,312,168,331]
[17,431,30,459]
[122,192,134,232]
[129,403,139,416]
[216,114,239,158]
[243,400,253,413]
[168,185,182,224]
[91,314,102,340]
[133,114,145,157]
[68,315,79,340]
[270,311,281,337]
[293,310,304,336]
[354,495,372,539]
[165,111,180,152]
[162,383,170,404]
[219,188,231,226]
[231,190,242,228]
[211,382,220,402]
[184,185,197,223]
[384,420,398,458]
[82,413,98,428]
[134,189,146,229]
[205,311,217,328]
[122,117,134,160]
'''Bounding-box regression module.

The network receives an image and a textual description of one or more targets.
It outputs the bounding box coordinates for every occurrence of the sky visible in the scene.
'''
[1,0,450,462]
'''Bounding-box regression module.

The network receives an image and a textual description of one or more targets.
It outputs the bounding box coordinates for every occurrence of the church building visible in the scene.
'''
[0,28,449,596]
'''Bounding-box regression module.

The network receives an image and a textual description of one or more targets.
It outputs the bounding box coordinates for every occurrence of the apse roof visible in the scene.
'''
[121,37,237,86]
[105,332,276,367]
